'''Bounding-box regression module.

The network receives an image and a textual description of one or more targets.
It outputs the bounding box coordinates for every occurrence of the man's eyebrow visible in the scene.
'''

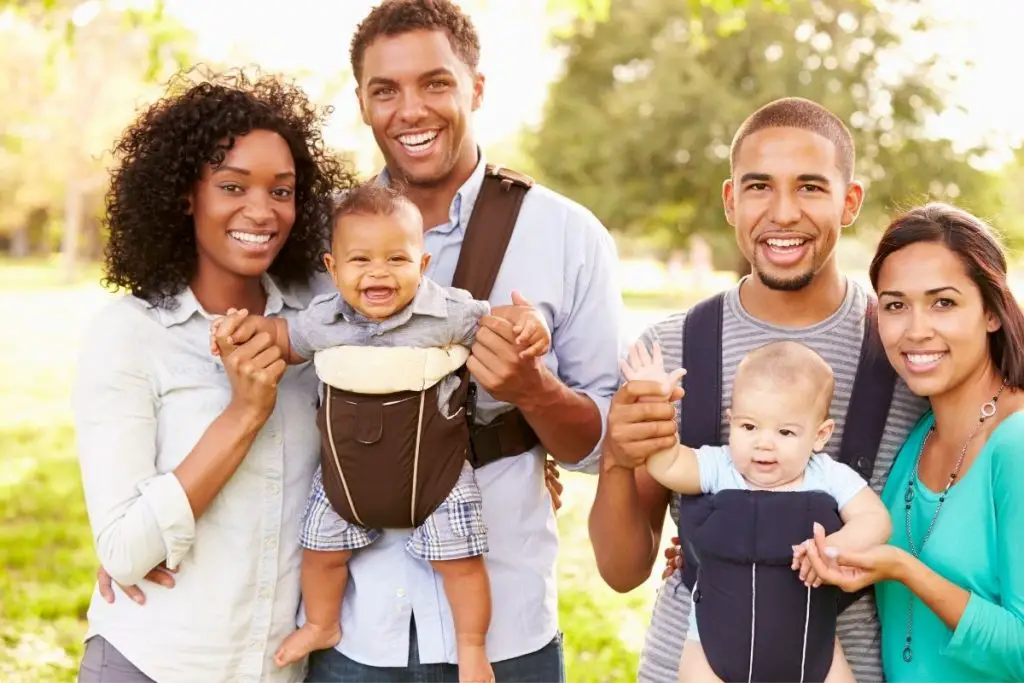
[796,174,831,185]
[366,76,397,88]
[366,68,455,89]
[739,173,771,184]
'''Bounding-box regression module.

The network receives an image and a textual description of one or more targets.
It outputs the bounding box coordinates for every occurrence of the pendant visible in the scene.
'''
[904,486,914,504]
[981,398,997,419]
[903,646,913,663]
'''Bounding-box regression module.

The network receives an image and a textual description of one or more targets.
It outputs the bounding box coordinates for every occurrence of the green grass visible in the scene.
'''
[0,261,666,682]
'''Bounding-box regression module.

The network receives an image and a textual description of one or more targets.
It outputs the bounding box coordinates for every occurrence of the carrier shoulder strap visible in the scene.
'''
[450,164,534,299]
[679,291,726,448]
[837,297,897,481]
[676,292,725,590]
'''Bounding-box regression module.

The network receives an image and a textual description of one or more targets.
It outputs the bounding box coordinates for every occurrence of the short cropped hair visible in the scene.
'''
[350,0,481,83]
[730,97,856,184]
[332,182,417,227]
[734,340,836,419]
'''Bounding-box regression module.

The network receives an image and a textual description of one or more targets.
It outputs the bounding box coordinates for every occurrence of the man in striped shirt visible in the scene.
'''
[589,97,928,682]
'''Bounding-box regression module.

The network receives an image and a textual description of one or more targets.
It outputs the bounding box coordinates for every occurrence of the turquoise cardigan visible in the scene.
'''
[877,410,1024,681]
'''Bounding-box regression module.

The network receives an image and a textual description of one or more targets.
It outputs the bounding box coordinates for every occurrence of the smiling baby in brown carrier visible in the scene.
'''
[210,177,548,683]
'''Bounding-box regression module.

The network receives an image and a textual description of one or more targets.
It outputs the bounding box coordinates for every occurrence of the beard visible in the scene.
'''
[751,246,817,291]
[755,269,815,291]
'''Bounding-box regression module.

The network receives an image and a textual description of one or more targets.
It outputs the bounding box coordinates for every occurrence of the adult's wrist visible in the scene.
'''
[887,546,913,584]
[225,399,271,432]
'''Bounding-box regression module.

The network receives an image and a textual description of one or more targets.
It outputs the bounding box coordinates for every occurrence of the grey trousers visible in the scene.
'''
[78,636,156,683]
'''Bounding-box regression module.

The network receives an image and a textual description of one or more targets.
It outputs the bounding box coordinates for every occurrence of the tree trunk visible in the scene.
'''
[10,224,30,258]
[62,180,82,284]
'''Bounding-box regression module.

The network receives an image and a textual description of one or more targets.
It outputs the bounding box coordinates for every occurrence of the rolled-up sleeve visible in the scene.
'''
[450,297,491,346]
[72,303,196,586]
[552,212,626,473]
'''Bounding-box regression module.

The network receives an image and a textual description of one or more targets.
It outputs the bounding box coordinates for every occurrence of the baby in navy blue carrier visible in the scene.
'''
[621,340,893,682]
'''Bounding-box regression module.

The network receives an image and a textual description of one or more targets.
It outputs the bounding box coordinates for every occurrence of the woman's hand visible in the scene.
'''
[221,328,286,423]
[802,522,905,592]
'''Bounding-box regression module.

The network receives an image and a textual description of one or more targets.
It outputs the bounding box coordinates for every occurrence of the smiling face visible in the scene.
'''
[190,129,297,280]
[727,377,834,489]
[876,240,1000,398]
[724,127,863,291]
[356,29,482,188]
[324,203,429,320]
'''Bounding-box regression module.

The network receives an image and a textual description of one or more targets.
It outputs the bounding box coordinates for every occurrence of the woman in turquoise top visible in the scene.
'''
[803,202,1024,682]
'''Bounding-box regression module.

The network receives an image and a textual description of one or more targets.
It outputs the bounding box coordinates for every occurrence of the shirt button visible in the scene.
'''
[265,537,278,550]
[269,482,280,495]
[271,431,282,444]
[396,588,406,598]
[259,588,272,600]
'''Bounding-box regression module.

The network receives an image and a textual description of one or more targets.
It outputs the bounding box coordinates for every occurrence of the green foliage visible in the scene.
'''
[529,0,1005,268]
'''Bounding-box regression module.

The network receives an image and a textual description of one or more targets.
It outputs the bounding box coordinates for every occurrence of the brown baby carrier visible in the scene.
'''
[316,165,540,529]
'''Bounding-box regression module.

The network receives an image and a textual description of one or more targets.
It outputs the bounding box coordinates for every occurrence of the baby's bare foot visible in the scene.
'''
[274,622,341,668]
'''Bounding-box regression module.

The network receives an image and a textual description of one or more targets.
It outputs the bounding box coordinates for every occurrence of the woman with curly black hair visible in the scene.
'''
[71,69,357,683]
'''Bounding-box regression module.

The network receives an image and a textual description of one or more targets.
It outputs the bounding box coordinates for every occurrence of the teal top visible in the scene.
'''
[878,410,1024,682]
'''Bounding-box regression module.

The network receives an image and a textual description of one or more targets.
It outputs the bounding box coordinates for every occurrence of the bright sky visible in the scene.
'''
[158,0,1024,172]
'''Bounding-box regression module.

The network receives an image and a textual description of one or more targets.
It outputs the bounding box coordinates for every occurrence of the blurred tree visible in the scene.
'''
[529,0,1003,270]
[0,0,193,280]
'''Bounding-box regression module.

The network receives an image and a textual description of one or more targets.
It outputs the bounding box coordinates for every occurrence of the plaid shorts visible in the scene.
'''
[299,460,488,562]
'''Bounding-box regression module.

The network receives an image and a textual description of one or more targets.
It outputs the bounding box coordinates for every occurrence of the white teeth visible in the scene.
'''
[766,238,806,248]
[399,131,438,147]
[906,352,945,365]
[230,231,271,244]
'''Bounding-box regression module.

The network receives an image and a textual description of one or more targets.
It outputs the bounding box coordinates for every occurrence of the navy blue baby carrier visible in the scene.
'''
[676,291,896,683]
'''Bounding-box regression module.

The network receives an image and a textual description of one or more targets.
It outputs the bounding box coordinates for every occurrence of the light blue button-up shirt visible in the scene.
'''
[304,156,625,667]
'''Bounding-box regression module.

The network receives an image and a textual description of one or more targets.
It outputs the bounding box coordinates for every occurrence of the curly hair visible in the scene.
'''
[350,0,480,83]
[102,67,357,307]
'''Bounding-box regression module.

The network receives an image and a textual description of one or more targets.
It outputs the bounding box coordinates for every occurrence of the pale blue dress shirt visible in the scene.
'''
[300,155,626,667]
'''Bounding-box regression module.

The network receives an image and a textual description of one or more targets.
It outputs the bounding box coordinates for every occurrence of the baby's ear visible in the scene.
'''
[814,418,835,451]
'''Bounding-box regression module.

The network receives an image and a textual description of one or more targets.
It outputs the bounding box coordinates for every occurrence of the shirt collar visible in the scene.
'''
[375,149,488,235]
[155,273,303,327]
[332,277,449,326]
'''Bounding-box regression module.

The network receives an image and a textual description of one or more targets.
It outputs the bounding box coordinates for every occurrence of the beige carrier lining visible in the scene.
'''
[314,345,469,394]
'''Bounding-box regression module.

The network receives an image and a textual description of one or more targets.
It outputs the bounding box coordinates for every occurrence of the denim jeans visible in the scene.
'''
[305,618,565,683]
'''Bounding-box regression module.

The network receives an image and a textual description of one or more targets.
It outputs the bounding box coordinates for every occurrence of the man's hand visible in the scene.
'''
[490,291,552,360]
[97,563,178,605]
[603,379,683,471]
[468,292,548,407]
[544,457,563,512]
[662,536,683,579]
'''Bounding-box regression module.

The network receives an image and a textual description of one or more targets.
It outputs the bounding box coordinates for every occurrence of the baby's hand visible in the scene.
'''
[513,307,551,359]
[619,341,686,402]
[793,539,823,588]
[209,307,249,357]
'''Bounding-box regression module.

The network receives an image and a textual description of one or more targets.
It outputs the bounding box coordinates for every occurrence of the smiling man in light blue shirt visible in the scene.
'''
[301,1,624,681]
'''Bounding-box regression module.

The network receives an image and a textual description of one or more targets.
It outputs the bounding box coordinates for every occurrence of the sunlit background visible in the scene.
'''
[3,0,1023,681]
